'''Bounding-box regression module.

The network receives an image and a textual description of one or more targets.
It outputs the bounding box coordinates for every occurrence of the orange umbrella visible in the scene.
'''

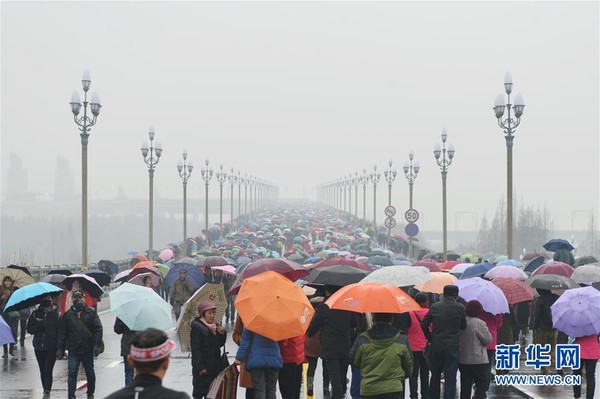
[235,271,315,341]
[132,260,157,269]
[325,283,421,313]
[413,272,458,294]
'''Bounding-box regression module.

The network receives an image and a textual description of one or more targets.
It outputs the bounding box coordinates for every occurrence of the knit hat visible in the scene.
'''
[465,300,484,317]
[197,301,216,316]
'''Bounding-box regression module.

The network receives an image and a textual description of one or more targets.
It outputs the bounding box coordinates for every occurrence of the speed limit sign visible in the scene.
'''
[405,209,419,223]
[384,217,397,229]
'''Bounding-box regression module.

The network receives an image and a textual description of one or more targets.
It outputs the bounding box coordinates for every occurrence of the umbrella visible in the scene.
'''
[0,267,35,288]
[365,256,393,267]
[543,238,574,252]
[165,263,206,291]
[40,274,67,284]
[454,278,509,315]
[309,257,372,272]
[551,286,600,338]
[413,272,458,294]
[6,265,32,277]
[325,283,421,314]
[129,265,162,280]
[360,266,431,287]
[484,266,528,281]
[128,272,162,287]
[439,261,461,271]
[114,269,132,283]
[524,256,546,273]
[3,282,63,312]
[173,257,198,265]
[493,255,509,263]
[132,254,149,262]
[491,278,535,305]
[97,260,119,275]
[531,261,575,278]
[412,260,441,273]
[459,263,496,280]
[211,265,237,275]
[47,269,73,276]
[109,283,172,331]
[525,274,580,290]
[449,263,475,275]
[0,316,15,345]
[496,259,524,267]
[132,260,157,269]
[201,256,232,268]
[303,265,370,287]
[158,248,174,263]
[571,264,600,284]
[155,263,170,278]
[62,274,104,298]
[574,256,599,267]
[228,258,309,295]
[83,270,112,287]
[177,283,228,351]
[235,271,314,341]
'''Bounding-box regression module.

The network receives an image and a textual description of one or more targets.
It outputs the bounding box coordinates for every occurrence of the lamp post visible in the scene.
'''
[403,150,420,259]
[434,128,455,261]
[70,70,102,268]
[237,171,242,217]
[177,150,193,245]
[493,71,525,259]
[216,164,227,238]
[361,168,368,223]
[200,158,213,238]
[141,127,162,260]
[383,160,397,243]
[244,174,249,215]
[228,168,237,229]
[370,165,381,232]
[354,172,359,219]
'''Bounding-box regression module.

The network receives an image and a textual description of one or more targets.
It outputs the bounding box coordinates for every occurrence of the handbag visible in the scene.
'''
[220,346,230,369]
[207,364,239,399]
[76,313,105,355]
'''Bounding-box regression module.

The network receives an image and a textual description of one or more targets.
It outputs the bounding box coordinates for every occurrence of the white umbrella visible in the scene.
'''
[109,283,173,331]
[571,264,600,284]
[361,266,431,287]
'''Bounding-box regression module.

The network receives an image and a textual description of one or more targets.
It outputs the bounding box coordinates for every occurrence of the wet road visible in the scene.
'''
[1,302,546,399]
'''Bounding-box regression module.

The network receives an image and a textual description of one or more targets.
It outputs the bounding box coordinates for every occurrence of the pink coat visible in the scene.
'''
[480,312,503,350]
[576,335,600,360]
[407,308,429,352]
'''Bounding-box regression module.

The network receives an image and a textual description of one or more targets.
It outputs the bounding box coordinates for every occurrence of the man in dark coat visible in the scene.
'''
[420,284,466,399]
[114,317,137,386]
[531,289,559,374]
[105,328,189,399]
[57,290,103,399]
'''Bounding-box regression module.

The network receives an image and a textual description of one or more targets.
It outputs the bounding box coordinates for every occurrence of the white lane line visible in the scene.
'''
[77,381,88,390]
[106,360,122,368]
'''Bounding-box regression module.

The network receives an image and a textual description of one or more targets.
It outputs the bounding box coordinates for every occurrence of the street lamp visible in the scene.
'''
[228,168,237,230]
[200,158,213,239]
[434,128,455,261]
[70,69,102,268]
[403,150,420,258]
[177,150,193,245]
[216,164,227,238]
[361,168,368,222]
[244,174,249,215]
[353,172,359,219]
[237,170,242,217]
[383,161,397,243]
[141,127,162,260]
[494,71,525,259]
[370,165,381,232]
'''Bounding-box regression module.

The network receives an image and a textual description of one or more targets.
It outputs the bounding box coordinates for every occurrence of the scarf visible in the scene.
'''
[200,318,217,334]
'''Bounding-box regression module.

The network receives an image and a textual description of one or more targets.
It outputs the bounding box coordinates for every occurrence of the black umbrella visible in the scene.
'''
[40,274,67,284]
[304,265,370,287]
[83,270,112,287]
[97,260,119,275]
[365,256,393,267]
[525,274,580,290]
[47,269,73,276]
[524,256,546,273]
[574,256,598,267]
[7,264,32,277]
[543,239,574,252]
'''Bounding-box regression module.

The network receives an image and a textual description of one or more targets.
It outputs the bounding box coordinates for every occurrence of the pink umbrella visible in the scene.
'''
[211,265,237,275]
[531,261,575,278]
[159,248,174,263]
[128,272,161,287]
[412,260,441,273]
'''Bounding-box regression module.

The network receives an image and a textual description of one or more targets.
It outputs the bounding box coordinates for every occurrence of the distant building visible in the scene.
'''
[54,155,76,201]
[5,152,38,201]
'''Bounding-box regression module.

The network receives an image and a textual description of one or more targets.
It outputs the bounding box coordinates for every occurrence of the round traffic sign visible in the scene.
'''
[384,217,396,229]
[405,223,419,237]
[384,205,396,218]
[405,208,419,223]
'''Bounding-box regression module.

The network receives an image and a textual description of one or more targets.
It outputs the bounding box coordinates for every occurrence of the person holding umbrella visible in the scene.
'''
[1,276,18,358]
[171,269,194,321]
[27,294,60,399]
[114,317,137,386]
[573,334,600,399]
[190,301,227,399]
[530,289,559,375]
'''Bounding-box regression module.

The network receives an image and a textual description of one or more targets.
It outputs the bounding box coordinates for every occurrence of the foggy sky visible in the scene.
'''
[1,1,599,231]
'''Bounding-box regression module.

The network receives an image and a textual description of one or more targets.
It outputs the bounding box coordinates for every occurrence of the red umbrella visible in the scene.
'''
[412,260,441,273]
[309,257,372,272]
[492,278,535,305]
[439,260,461,271]
[531,261,575,278]
[228,258,309,295]
[129,265,162,280]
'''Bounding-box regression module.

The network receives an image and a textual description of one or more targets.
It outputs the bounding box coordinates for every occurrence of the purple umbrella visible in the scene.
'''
[484,265,528,281]
[551,286,600,338]
[0,315,16,345]
[454,277,509,315]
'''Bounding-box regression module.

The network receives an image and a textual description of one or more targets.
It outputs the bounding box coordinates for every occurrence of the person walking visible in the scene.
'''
[171,269,194,320]
[349,312,413,399]
[479,310,503,380]
[573,334,600,399]
[233,314,255,399]
[406,293,430,399]
[190,301,227,399]
[458,300,493,399]
[1,276,18,358]
[27,294,60,399]
[530,289,559,375]
[114,317,137,386]
[420,284,466,399]
[552,244,575,266]
[56,290,103,399]
[277,335,306,399]
[104,328,190,399]
[234,327,283,399]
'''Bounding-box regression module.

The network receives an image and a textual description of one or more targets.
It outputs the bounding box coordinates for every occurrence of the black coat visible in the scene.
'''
[114,317,136,357]
[307,305,357,360]
[531,291,558,329]
[57,305,103,354]
[420,297,466,353]
[27,306,59,351]
[104,374,190,399]
[190,319,227,374]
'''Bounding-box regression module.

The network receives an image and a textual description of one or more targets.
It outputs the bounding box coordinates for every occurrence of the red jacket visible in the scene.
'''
[407,308,429,352]
[279,335,306,365]
[577,335,600,360]
[480,312,503,350]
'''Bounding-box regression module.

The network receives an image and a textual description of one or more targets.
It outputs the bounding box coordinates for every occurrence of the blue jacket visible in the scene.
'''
[235,328,282,370]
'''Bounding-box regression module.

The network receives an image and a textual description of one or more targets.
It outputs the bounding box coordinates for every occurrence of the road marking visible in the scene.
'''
[106,360,122,368]
[77,381,88,390]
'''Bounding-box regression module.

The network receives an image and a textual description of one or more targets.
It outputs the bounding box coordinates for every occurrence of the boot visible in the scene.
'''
[42,391,50,399]
[307,376,314,397]
[8,344,16,357]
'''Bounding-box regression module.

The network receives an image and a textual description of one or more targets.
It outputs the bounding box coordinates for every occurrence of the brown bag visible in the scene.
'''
[239,361,253,388]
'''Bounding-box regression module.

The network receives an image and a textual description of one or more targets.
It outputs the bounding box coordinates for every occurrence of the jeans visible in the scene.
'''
[68,351,95,397]
[459,364,489,399]
[325,359,349,399]
[251,368,279,399]
[573,359,598,399]
[278,363,302,399]
[362,393,403,399]
[123,356,134,386]
[428,349,459,399]
[350,364,361,399]
[34,350,57,392]
[409,351,429,399]
[225,296,236,322]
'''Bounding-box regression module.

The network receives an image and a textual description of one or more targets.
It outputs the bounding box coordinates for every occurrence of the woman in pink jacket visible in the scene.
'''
[573,334,600,399]
[406,293,430,399]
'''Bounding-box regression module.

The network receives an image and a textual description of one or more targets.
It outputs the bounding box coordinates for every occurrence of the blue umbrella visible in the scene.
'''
[497,259,524,267]
[543,238,574,252]
[165,263,206,290]
[524,256,546,273]
[459,263,496,280]
[0,316,15,345]
[3,282,63,312]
